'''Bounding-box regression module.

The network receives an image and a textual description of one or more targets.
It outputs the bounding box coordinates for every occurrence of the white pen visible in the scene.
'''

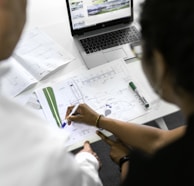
[129,81,149,108]
[68,103,80,117]
[62,104,79,128]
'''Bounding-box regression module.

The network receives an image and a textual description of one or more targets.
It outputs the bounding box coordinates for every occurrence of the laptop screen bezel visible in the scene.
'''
[66,0,134,36]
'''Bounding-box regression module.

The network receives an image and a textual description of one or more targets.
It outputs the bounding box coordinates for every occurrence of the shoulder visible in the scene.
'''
[0,95,76,185]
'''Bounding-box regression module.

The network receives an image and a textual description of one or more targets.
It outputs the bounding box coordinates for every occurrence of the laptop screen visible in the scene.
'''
[66,0,133,35]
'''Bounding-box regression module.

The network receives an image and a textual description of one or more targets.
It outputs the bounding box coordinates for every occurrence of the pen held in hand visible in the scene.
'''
[68,103,80,117]
[129,81,149,108]
[61,121,67,128]
[62,104,80,127]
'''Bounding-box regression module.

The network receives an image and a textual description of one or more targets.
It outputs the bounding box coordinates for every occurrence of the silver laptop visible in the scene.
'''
[66,0,140,68]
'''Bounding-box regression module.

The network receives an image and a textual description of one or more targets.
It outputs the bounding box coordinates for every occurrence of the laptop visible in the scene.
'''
[65,0,140,68]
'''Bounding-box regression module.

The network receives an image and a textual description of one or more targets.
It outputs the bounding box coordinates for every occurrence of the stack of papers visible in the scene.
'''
[1,28,74,97]
[35,58,158,148]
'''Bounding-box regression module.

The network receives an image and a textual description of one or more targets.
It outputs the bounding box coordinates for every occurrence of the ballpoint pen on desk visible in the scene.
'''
[62,103,80,128]
[129,81,150,108]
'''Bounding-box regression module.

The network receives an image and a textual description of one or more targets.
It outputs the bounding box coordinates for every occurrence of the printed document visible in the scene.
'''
[35,58,157,149]
[1,28,74,97]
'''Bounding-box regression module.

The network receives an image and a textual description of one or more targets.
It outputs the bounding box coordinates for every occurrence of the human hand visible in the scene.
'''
[77,141,102,169]
[65,103,99,126]
[96,131,130,165]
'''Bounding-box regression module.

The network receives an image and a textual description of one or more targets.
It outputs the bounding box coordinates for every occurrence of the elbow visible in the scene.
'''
[145,130,167,155]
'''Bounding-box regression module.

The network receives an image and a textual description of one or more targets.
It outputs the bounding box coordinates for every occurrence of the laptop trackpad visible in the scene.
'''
[103,48,127,62]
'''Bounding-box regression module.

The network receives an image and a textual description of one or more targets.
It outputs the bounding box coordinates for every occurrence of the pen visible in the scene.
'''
[68,103,79,117]
[61,104,79,128]
[129,81,149,108]
[61,122,67,128]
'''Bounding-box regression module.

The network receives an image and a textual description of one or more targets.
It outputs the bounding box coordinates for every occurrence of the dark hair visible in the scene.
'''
[140,0,194,94]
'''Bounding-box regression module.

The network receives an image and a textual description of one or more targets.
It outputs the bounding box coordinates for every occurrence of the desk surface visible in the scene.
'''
[15,0,180,150]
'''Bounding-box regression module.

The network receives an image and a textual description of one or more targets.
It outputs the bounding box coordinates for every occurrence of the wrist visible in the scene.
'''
[120,161,129,181]
[95,114,103,128]
[119,155,130,172]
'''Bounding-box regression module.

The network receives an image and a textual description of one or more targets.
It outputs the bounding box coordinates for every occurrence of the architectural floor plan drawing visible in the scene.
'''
[35,58,154,149]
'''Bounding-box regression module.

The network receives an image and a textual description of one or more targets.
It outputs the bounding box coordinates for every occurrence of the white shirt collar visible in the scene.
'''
[0,59,11,89]
[0,59,11,77]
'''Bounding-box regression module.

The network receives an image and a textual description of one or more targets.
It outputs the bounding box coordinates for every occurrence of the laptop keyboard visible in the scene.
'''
[80,26,140,54]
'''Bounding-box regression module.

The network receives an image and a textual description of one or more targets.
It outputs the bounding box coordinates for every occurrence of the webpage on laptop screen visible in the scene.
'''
[68,0,132,30]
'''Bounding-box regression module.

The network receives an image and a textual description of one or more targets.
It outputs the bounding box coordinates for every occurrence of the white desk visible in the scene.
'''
[15,0,180,150]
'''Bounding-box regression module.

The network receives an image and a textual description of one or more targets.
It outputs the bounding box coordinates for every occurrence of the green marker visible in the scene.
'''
[129,81,149,108]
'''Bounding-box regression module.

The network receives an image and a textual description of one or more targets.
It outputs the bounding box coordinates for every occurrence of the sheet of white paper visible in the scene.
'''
[1,57,37,97]
[1,28,75,97]
[35,58,153,148]
[14,27,75,80]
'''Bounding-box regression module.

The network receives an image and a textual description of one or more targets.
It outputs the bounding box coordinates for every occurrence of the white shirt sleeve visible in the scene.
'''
[0,95,103,186]
[75,152,103,186]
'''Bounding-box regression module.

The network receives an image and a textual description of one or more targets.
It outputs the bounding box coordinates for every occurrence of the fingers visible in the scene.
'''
[65,105,81,124]
[82,141,102,169]
[96,130,114,146]
[65,105,75,119]
[66,103,84,116]
[83,141,91,151]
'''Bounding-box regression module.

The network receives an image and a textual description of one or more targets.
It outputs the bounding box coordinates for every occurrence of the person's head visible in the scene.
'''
[140,0,194,114]
[0,0,27,60]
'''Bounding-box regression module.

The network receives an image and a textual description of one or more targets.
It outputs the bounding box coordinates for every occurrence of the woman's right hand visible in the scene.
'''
[96,131,130,165]
[65,103,100,126]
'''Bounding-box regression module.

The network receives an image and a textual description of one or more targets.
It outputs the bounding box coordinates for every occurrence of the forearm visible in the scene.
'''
[67,104,185,154]
[98,117,169,154]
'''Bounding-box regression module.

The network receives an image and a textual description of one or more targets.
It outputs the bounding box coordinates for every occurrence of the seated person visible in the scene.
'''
[0,1,102,185]
[66,0,193,185]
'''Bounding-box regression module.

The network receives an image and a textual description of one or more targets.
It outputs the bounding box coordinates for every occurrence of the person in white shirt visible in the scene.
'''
[0,1,102,186]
